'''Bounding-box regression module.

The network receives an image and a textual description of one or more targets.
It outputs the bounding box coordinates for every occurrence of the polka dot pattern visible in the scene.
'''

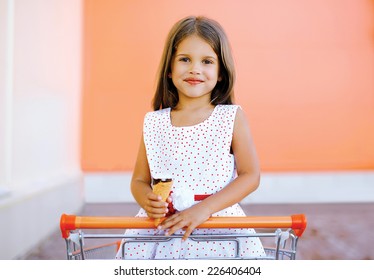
[143,105,237,190]
[115,105,265,259]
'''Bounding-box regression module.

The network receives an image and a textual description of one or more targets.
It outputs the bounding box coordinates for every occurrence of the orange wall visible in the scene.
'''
[81,0,374,172]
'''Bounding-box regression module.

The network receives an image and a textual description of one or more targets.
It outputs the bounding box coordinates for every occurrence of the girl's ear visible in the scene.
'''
[218,76,222,82]
[168,73,172,78]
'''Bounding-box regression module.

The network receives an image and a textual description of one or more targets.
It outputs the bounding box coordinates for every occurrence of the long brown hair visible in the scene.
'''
[153,16,236,111]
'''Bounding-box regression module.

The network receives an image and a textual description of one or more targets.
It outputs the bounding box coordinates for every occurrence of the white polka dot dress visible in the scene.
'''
[115,105,266,259]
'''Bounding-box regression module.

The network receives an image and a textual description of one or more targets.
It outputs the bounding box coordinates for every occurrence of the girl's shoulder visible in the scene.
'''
[145,107,170,118]
[215,104,241,115]
[144,108,171,125]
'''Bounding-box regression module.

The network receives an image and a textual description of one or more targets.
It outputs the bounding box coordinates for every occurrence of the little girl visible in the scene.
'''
[116,15,265,259]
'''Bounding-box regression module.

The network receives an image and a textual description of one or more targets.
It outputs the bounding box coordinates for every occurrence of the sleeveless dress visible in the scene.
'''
[115,105,265,259]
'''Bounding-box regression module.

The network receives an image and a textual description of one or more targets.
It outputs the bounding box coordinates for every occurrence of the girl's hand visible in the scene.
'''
[158,204,211,241]
[143,192,171,219]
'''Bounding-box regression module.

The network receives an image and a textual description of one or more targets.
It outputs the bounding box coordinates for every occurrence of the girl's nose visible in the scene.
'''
[189,69,201,75]
[189,63,201,75]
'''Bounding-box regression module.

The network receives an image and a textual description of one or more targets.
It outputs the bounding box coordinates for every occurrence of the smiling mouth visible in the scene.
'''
[184,78,204,85]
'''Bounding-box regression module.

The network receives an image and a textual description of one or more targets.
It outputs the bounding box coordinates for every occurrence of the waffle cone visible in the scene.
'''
[153,180,172,226]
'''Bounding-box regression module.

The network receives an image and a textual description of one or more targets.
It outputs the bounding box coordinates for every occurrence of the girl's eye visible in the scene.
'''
[203,59,214,64]
[179,57,190,62]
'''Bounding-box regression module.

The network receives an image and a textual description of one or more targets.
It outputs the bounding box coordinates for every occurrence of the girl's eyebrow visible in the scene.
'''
[175,53,218,60]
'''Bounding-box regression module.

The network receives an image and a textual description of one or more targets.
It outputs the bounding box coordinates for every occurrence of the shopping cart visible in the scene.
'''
[60,214,307,260]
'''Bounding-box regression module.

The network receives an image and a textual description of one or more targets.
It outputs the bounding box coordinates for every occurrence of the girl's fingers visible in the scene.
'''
[182,227,194,241]
[164,222,184,236]
[166,222,194,240]
[148,206,168,215]
[159,206,209,239]
[162,214,194,237]
[147,192,162,201]
[145,206,168,218]
[144,198,168,217]
[160,213,181,228]
[149,200,168,209]
[148,212,167,219]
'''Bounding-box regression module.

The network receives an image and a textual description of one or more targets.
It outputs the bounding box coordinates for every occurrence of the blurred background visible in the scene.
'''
[0,0,373,260]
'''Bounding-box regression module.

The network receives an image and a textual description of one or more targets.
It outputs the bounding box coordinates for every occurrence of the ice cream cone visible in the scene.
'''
[152,179,173,226]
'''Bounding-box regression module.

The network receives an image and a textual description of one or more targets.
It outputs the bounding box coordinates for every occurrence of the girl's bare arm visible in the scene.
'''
[131,135,169,219]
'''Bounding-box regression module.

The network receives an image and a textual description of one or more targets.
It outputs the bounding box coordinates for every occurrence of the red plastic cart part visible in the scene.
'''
[60,214,307,239]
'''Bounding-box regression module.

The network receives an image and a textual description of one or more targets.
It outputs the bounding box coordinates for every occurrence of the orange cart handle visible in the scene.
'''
[60,214,307,239]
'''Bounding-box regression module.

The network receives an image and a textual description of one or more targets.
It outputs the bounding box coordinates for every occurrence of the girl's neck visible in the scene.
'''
[171,99,216,127]
[174,96,214,112]
[174,103,215,112]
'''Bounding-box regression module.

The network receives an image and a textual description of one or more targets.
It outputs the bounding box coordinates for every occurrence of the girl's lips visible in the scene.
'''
[184,78,204,85]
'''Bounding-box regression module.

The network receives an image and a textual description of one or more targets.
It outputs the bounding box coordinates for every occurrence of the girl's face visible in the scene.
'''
[170,35,220,104]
